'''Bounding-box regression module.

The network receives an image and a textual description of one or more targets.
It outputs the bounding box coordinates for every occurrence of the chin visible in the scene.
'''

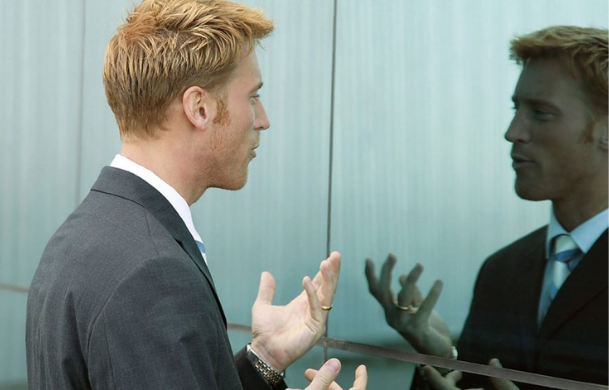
[514,181,549,202]
[222,175,249,191]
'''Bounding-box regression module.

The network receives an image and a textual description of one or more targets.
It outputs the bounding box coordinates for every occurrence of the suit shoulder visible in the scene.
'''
[486,226,546,262]
[473,226,547,280]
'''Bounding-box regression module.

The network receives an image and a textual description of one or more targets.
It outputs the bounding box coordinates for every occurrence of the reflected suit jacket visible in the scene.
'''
[26,167,285,389]
[457,226,608,389]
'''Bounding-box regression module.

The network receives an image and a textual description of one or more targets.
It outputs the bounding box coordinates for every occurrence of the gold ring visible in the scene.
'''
[396,304,418,313]
[321,305,333,311]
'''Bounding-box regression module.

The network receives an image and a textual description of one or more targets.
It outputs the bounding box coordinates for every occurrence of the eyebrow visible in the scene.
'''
[250,82,263,94]
[511,96,559,110]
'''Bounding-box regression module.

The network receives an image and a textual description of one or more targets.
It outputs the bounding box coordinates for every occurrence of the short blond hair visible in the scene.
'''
[510,26,608,117]
[103,0,274,140]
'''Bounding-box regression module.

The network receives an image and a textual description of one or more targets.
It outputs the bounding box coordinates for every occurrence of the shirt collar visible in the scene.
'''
[110,154,204,246]
[546,208,609,258]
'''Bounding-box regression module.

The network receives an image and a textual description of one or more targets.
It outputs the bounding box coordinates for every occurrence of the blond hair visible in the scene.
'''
[510,26,608,117]
[103,0,274,140]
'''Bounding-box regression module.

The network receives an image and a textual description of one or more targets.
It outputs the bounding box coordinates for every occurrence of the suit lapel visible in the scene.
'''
[91,167,227,326]
[511,228,547,371]
[537,230,608,345]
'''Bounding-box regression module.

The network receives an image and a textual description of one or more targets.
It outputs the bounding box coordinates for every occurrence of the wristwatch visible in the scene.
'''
[246,344,285,388]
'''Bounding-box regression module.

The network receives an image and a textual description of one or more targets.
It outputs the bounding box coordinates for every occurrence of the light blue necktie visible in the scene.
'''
[538,234,581,324]
[195,240,206,255]
[195,240,207,264]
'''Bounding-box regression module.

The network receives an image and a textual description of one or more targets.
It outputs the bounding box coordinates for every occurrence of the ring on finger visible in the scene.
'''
[395,303,418,313]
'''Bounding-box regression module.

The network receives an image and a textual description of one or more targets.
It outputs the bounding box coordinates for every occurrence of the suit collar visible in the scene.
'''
[91,167,226,325]
[109,154,205,246]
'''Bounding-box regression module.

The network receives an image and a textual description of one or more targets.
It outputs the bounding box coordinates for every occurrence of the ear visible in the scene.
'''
[182,86,214,130]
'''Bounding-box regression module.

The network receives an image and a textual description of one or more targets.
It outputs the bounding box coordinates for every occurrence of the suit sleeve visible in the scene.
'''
[86,255,245,389]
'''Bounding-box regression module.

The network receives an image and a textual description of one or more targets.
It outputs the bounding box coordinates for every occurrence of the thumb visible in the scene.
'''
[255,271,276,306]
[304,359,341,389]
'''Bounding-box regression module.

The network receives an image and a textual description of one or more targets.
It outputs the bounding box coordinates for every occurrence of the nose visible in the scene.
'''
[254,101,270,131]
[504,111,530,144]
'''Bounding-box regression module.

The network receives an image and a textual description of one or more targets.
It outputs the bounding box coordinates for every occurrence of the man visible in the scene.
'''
[366,26,608,389]
[26,1,367,389]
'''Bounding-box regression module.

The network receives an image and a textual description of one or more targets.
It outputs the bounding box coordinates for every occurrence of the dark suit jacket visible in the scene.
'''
[456,226,608,389]
[26,167,286,389]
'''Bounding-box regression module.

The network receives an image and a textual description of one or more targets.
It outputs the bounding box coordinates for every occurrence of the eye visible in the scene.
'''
[532,109,553,120]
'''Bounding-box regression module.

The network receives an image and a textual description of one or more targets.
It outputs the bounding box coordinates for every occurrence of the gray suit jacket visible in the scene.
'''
[27,167,284,389]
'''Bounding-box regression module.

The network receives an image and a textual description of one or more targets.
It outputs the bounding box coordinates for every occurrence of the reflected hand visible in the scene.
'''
[365,254,452,358]
[251,252,341,371]
[296,359,367,390]
[488,359,519,390]
[423,359,520,390]
[422,366,463,390]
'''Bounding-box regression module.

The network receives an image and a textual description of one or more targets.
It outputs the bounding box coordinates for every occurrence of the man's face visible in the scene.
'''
[206,50,270,190]
[505,57,607,204]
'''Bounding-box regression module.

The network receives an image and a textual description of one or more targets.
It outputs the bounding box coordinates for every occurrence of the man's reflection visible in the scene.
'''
[366,25,608,390]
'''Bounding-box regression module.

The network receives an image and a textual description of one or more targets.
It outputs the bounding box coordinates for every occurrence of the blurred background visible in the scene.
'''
[0,0,607,388]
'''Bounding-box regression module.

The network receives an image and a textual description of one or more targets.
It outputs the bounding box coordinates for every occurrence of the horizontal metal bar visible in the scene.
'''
[228,323,607,390]
[0,283,29,294]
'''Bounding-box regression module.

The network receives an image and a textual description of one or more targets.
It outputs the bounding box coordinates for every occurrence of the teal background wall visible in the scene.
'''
[1,0,607,388]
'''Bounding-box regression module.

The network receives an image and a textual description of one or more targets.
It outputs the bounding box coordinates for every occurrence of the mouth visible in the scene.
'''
[251,144,259,158]
[510,153,534,170]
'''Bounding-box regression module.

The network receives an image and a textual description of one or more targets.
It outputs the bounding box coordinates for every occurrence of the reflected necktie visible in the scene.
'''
[550,234,580,295]
[539,234,581,324]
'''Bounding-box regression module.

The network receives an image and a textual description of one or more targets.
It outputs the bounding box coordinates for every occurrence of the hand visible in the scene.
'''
[251,251,341,371]
[422,366,463,390]
[293,358,367,390]
[365,254,453,358]
[488,359,519,390]
[422,359,519,390]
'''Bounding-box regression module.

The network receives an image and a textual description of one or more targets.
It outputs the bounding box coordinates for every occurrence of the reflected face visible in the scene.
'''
[504,57,607,203]
[207,50,270,190]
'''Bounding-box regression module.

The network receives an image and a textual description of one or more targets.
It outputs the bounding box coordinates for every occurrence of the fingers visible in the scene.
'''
[415,279,443,321]
[352,364,368,389]
[423,366,461,389]
[364,258,378,293]
[303,275,322,322]
[312,251,341,309]
[397,263,423,307]
[488,359,519,390]
[313,251,341,287]
[255,271,276,306]
[303,358,342,390]
[377,254,397,306]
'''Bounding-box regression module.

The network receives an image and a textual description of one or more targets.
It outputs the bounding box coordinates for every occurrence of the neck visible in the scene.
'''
[553,190,608,231]
[120,137,206,206]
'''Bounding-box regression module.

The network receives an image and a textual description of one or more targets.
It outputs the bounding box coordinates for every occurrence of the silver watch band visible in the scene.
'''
[246,344,285,387]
